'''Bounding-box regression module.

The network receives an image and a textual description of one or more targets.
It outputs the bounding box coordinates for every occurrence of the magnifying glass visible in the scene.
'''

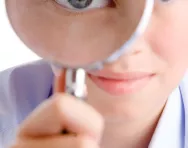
[51,0,155,99]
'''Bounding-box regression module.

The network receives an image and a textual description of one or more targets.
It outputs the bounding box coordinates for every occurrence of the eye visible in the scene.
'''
[55,0,110,11]
[160,0,171,3]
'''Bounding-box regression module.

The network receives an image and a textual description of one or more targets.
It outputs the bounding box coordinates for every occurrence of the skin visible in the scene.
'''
[6,0,188,147]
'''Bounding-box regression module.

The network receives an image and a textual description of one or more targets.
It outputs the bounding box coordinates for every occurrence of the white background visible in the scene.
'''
[0,0,40,72]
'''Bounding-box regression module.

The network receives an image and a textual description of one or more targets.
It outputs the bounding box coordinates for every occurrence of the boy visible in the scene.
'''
[1,0,188,147]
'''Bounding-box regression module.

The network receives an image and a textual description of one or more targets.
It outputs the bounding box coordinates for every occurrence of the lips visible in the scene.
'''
[88,72,154,95]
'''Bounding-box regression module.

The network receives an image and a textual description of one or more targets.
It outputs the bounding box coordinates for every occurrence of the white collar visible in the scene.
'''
[149,87,185,148]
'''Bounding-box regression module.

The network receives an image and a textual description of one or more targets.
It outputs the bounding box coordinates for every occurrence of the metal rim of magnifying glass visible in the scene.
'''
[51,0,155,71]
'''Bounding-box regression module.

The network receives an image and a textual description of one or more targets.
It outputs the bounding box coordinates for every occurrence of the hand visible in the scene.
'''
[10,71,104,148]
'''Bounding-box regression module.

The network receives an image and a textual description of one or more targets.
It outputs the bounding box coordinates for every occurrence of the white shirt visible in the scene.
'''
[149,86,185,148]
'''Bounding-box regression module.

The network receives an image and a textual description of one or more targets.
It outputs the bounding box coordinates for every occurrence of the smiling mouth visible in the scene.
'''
[88,72,155,95]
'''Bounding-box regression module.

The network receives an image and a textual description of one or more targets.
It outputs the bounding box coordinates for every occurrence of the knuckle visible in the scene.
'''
[52,93,72,108]
[51,93,68,111]
[51,93,74,119]
[51,93,65,104]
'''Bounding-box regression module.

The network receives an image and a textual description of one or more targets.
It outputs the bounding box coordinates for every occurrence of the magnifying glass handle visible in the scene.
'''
[59,68,86,135]
[64,68,86,100]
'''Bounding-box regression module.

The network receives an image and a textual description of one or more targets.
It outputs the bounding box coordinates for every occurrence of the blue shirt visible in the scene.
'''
[0,60,187,148]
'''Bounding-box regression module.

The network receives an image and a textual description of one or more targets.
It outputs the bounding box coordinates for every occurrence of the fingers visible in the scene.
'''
[13,67,104,148]
[11,135,99,148]
[18,94,104,142]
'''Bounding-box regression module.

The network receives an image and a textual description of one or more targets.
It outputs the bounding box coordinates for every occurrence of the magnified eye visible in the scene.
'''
[56,0,110,11]
[160,0,171,2]
[68,0,92,9]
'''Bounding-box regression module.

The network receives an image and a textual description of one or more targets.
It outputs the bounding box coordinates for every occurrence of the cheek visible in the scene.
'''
[148,16,188,69]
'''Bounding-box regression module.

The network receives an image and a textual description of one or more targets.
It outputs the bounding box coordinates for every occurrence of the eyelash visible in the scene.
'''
[55,0,115,12]
[161,0,171,2]
[160,0,173,4]
[49,0,171,14]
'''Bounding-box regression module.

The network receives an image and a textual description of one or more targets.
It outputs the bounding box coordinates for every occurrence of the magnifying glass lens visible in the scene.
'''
[52,0,151,69]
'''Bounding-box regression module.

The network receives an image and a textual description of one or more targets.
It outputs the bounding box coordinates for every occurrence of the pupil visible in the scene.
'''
[161,0,171,2]
[68,0,93,9]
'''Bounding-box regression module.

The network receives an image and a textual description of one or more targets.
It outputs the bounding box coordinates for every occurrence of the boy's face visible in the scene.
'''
[6,0,188,116]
